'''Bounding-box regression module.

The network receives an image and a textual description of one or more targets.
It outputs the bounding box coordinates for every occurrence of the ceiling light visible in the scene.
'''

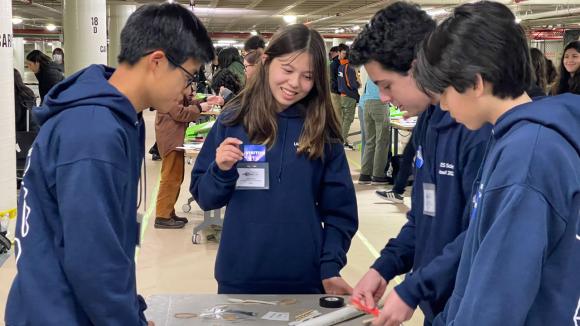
[338,28,345,33]
[217,39,236,44]
[46,24,57,31]
[352,25,360,31]
[251,30,258,36]
[283,15,297,24]
[427,9,448,17]
[12,17,23,25]
[334,29,340,34]
[515,17,522,23]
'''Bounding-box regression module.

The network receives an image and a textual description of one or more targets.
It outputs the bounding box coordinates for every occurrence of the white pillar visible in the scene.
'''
[332,38,340,46]
[0,0,17,225]
[13,37,24,75]
[108,3,136,67]
[63,0,107,76]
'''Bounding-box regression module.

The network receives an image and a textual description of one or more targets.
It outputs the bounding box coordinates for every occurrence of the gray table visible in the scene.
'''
[146,294,369,326]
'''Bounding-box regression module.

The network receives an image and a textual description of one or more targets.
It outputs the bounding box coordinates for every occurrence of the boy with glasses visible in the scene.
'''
[6,3,214,325]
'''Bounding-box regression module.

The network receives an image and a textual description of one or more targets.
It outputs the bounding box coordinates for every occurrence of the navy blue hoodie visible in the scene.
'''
[371,105,491,323]
[434,94,580,326]
[190,104,358,294]
[6,65,147,326]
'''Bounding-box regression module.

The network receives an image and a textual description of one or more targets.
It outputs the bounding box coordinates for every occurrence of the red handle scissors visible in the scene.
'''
[351,298,380,317]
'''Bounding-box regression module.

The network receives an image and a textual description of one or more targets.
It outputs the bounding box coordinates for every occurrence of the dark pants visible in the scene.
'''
[393,140,415,194]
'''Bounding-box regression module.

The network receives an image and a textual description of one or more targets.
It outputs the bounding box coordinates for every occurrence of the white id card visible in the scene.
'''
[236,162,270,190]
[423,183,436,216]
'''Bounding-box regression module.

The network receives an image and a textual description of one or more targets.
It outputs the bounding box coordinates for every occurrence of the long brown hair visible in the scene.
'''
[530,48,547,92]
[223,24,341,160]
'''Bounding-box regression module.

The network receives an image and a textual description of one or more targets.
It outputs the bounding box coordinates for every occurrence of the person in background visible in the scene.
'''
[218,47,246,86]
[243,34,266,56]
[337,45,360,148]
[552,40,580,95]
[358,79,391,185]
[330,43,348,120]
[26,50,64,104]
[13,68,37,132]
[52,47,65,73]
[529,47,548,97]
[243,48,263,82]
[545,58,558,90]
[211,69,242,100]
[154,94,224,229]
[329,46,339,62]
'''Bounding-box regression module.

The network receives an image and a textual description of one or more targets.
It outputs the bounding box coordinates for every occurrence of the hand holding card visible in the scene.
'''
[216,138,244,171]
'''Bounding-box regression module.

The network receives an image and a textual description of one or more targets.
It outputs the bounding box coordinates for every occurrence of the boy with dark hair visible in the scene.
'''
[337,45,360,146]
[329,45,340,61]
[330,43,349,120]
[349,2,491,325]
[243,34,266,54]
[6,3,214,325]
[414,2,580,325]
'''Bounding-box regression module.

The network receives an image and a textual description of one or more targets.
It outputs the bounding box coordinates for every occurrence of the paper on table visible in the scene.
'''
[262,311,290,321]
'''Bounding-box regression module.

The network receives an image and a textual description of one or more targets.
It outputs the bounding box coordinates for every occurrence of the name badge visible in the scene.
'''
[415,145,424,169]
[243,145,266,162]
[236,145,269,190]
[423,183,436,217]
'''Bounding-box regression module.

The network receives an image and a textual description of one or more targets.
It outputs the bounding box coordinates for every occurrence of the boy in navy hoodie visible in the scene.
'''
[349,3,491,325]
[6,4,215,325]
[414,2,580,325]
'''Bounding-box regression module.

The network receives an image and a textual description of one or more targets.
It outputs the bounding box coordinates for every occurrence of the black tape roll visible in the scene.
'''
[319,296,345,308]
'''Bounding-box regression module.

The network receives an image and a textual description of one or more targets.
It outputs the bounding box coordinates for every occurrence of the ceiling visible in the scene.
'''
[11,0,580,37]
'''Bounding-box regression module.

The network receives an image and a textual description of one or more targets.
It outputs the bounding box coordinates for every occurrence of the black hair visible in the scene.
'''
[546,59,558,85]
[118,3,214,66]
[337,43,349,52]
[52,47,64,56]
[350,2,435,74]
[329,46,340,53]
[414,1,532,99]
[218,47,243,69]
[26,50,53,68]
[13,68,35,99]
[244,35,266,52]
[244,48,263,65]
[211,69,242,95]
[530,48,547,91]
[554,40,580,95]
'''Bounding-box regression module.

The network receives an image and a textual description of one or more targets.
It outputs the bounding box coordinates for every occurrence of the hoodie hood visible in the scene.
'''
[494,93,580,156]
[34,64,138,127]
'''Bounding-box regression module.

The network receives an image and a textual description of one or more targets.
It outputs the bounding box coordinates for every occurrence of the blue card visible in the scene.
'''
[243,145,266,162]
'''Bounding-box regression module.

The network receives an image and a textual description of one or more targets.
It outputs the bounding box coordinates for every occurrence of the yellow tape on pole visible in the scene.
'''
[1,208,17,220]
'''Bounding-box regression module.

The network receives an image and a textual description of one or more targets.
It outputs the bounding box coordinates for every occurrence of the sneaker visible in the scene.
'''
[358,174,372,184]
[375,190,404,203]
[172,215,189,224]
[344,143,354,150]
[371,176,390,185]
[154,217,185,229]
[151,153,161,161]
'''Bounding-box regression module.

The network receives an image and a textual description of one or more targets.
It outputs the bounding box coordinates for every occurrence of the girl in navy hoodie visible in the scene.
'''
[190,24,358,295]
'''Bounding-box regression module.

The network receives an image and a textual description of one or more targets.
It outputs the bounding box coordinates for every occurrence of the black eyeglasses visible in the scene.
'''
[143,50,197,90]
